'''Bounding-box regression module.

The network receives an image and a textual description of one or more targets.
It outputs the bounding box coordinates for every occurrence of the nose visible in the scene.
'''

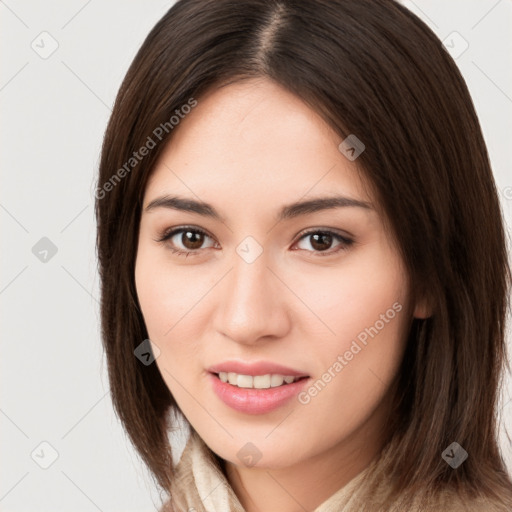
[213,248,291,346]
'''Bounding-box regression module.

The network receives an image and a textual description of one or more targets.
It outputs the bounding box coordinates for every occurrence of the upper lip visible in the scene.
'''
[208,360,309,377]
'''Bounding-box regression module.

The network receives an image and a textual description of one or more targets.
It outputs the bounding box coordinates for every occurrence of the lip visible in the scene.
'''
[209,374,310,414]
[207,360,309,377]
[207,360,310,415]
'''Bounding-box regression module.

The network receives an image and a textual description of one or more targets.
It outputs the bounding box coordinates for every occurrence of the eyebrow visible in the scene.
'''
[144,194,373,222]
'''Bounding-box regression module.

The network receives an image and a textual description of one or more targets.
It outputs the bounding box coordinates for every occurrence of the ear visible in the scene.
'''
[413,294,433,319]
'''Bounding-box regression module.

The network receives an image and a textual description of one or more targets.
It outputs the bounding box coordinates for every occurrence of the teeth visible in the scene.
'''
[253,375,271,389]
[270,374,284,387]
[217,372,301,389]
[237,374,253,388]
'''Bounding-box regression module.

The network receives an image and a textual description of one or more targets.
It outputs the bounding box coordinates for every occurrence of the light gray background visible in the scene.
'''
[1,1,511,511]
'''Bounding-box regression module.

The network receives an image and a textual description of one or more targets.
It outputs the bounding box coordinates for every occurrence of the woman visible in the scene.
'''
[95,0,512,510]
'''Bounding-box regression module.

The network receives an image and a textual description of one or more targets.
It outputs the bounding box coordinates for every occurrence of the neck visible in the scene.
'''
[224,394,393,512]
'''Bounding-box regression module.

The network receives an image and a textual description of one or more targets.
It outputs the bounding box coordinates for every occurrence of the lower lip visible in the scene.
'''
[209,373,310,414]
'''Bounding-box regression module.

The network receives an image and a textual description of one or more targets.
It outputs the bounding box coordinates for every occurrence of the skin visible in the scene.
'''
[135,77,429,512]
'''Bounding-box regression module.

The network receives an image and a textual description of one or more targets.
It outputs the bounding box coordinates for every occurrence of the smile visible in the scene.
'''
[209,373,310,414]
[216,372,304,389]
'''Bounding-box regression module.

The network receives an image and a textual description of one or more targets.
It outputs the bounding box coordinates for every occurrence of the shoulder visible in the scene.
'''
[375,483,512,512]
[427,487,512,512]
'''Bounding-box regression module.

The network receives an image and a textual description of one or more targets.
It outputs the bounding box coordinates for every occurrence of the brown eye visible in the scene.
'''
[156,226,216,256]
[294,229,354,256]
[309,232,334,251]
[180,230,206,250]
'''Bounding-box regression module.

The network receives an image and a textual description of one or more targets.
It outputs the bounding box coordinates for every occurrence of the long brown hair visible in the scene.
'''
[95,0,512,507]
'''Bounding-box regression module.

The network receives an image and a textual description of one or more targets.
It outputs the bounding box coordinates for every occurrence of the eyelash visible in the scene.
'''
[155,225,354,258]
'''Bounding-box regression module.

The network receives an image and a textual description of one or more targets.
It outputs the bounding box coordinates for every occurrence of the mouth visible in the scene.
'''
[207,362,311,414]
[212,372,308,389]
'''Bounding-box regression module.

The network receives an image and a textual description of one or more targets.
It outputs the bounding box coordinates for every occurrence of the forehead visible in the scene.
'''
[144,78,373,210]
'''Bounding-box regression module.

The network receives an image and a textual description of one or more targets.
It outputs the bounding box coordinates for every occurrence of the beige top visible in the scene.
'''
[160,431,510,512]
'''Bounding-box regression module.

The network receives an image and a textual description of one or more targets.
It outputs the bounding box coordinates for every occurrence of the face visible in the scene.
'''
[135,78,424,471]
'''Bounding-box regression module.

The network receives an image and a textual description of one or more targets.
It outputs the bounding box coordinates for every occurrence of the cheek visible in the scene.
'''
[135,250,172,339]
[292,247,409,426]
[293,243,408,351]
[134,243,217,377]
[135,243,199,337]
